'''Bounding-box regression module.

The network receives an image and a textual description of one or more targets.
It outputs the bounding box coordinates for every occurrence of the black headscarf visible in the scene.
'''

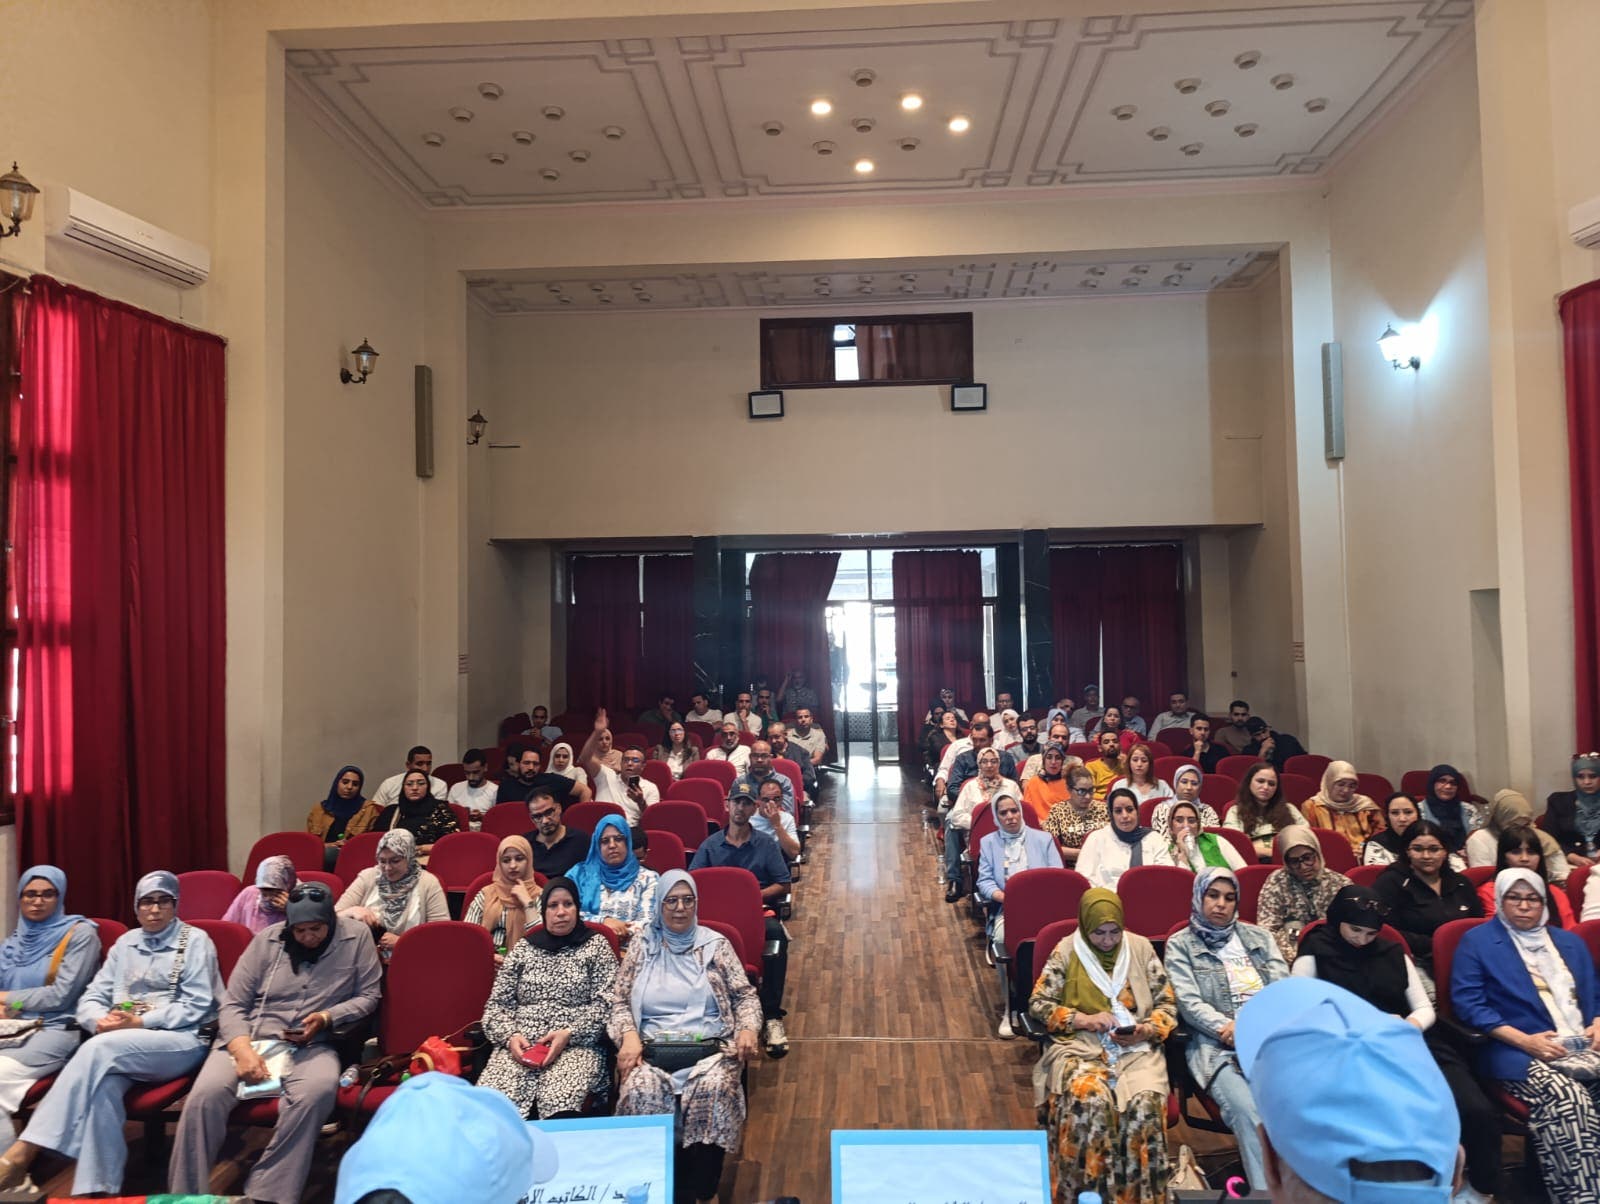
[395,770,436,826]
[1298,885,1409,1015]
[523,877,599,953]
[281,883,337,972]
[320,764,366,834]
[1424,764,1468,852]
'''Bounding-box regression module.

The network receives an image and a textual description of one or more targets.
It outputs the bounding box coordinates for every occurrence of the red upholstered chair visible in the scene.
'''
[642,829,687,875]
[1281,774,1319,807]
[1301,827,1357,873]
[637,722,666,747]
[295,869,344,896]
[645,802,713,854]
[1198,774,1238,811]
[1573,919,1600,966]
[1067,742,1099,762]
[1284,754,1332,781]
[1569,865,1594,919]
[684,758,737,792]
[1138,798,1163,827]
[737,731,758,748]
[614,732,649,755]
[244,832,324,882]
[176,870,243,921]
[1464,865,1497,891]
[460,871,494,921]
[1153,757,1190,786]
[1400,770,1431,800]
[997,869,1091,1021]
[691,867,767,984]
[685,721,718,748]
[1017,918,1080,1039]
[564,800,627,834]
[1357,773,1396,802]
[1117,866,1195,942]
[425,831,499,893]
[701,919,746,971]
[1204,826,1257,866]
[481,802,531,839]
[1431,917,1532,1132]
[1217,755,1259,782]
[666,777,728,824]
[445,802,471,833]
[497,712,533,741]
[434,762,467,788]
[1232,864,1277,923]
[1157,729,1194,754]
[773,757,805,805]
[1346,863,1389,889]
[188,919,254,981]
[640,760,674,796]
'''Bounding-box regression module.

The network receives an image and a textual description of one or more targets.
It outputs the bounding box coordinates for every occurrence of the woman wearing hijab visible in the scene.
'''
[1028,888,1177,1204]
[1254,826,1352,963]
[1544,752,1600,868]
[609,870,763,1204]
[1489,826,1576,926]
[465,836,542,959]
[1453,867,1600,1202]
[372,768,460,856]
[305,765,382,868]
[1045,766,1108,869]
[1470,789,1571,884]
[221,855,299,935]
[0,872,223,1197]
[1165,800,1245,873]
[1294,885,1501,1204]
[478,877,619,1120]
[548,742,583,783]
[1374,820,1483,984]
[978,794,1065,1038]
[570,816,659,943]
[0,868,100,1144]
[336,829,450,955]
[1076,788,1172,889]
[1299,760,1382,858]
[945,747,1023,900]
[1021,743,1071,828]
[1223,762,1308,860]
[993,708,1022,752]
[1165,867,1288,1192]
[1148,764,1220,838]
[1419,763,1486,855]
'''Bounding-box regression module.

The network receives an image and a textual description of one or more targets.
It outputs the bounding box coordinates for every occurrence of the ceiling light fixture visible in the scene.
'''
[854,158,875,173]
[486,152,507,165]
[449,107,473,123]
[1148,126,1171,142]
[540,167,561,181]
[1304,97,1329,114]
[1175,78,1201,95]
[852,116,876,133]
[1271,74,1295,91]
[811,99,833,116]
[1234,123,1258,138]
[568,149,590,162]
[813,140,836,156]
[1235,50,1261,69]
[1205,100,1231,117]
[1110,106,1136,122]
[603,126,625,140]
[543,106,565,120]
[947,115,971,133]
[762,121,784,136]
[1181,142,1203,156]
[898,137,920,151]
[900,93,924,111]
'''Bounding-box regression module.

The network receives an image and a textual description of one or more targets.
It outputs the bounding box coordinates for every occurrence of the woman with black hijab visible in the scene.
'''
[1294,886,1500,1204]
[372,768,459,855]
[305,765,382,868]
[1419,763,1486,854]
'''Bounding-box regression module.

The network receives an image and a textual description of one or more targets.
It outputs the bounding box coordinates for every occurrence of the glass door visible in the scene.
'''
[826,600,899,764]
[872,604,899,764]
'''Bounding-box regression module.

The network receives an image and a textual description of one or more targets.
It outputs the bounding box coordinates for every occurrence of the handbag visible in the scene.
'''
[0,924,83,1049]
[349,1022,484,1115]
[642,1038,714,1074]
[408,1033,465,1078]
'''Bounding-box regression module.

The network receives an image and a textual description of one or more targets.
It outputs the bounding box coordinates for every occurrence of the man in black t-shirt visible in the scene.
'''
[522,788,589,878]
[498,745,591,807]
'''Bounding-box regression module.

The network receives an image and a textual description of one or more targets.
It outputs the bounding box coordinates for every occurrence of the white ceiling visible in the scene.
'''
[286,1,1472,207]
[466,248,1277,313]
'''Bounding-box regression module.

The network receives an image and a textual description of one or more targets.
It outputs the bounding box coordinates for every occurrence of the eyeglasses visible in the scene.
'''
[1503,893,1544,908]
[1284,851,1320,868]
[18,890,58,901]
[1071,786,1093,797]
[136,895,176,909]
[661,896,696,910]
[597,835,629,846]
[288,884,331,903]
[530,809,560,822]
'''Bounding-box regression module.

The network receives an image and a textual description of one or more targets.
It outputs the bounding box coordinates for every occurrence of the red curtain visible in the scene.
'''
[893,550,985,760]
[1098,544,1187,710]
[16,277,226,917]
[1563,279,1600,744]
[1050,547,1104,702]
[760,324,834,388]
[641,555,694,704]
[747,552,839,737]
[566,556,641,711]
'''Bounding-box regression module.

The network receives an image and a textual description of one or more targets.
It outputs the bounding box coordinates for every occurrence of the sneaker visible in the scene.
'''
[944,882,962,903]
[997,1015,1014,1040]
[764,1017,789,1058]
[1452,1188,1492,1204]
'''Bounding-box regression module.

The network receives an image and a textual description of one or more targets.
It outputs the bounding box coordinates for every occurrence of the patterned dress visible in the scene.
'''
[1255,868,1352,963]
[478,935,618,1118]
[582,870,660,938]
[1047,801,1108,853]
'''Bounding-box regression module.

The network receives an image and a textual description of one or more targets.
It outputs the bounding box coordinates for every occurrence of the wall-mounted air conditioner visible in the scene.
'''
[1571,195,1600,250]
[45,188,210,288]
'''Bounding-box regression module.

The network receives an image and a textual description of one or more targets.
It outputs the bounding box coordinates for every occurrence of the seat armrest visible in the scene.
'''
[1019,1011,1049,1043]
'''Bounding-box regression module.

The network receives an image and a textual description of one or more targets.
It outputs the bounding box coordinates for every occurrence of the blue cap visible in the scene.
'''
[334,1074,557,1203]
[1236,978,1459,1202]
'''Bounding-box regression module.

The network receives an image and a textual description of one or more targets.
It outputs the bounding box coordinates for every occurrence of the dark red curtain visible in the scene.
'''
[1050,547,1104,703]
[566,556,641,711]
[1563,279,1600,744]
[747,552,839,738]
[855,315,973,383]
[760,323,834,388]
[641,555,694,704]
[16,277,226,917]
[893,550,985,760]
[1098,544,1187,711]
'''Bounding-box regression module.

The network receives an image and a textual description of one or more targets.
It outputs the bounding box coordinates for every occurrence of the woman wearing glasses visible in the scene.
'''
[170,881,382,1204]
[1254,827,1351,964]
[1374,820,1483,985]
[1044,766,1107,868]
[0,872,223,1197]
[336,829,450,956]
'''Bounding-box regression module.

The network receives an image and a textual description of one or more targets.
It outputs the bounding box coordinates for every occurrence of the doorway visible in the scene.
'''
[826,601,898,764]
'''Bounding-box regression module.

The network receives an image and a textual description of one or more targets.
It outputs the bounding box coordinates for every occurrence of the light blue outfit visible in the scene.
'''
[21,870,223,1194]
[748,807,798,851]
[1163,867,1290,1191]
[0,866,102,1141]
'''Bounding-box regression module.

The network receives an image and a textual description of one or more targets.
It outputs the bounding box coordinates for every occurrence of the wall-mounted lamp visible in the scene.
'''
[1377,323,1420,371]
[340,338,379,384]
[467,409,488,444]
[0,163,39,240]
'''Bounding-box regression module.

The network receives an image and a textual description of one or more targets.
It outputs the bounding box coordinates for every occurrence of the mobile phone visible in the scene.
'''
[518,1040,552,1068]
[283,1027,308,1041]
[1113,1025,1137,1036]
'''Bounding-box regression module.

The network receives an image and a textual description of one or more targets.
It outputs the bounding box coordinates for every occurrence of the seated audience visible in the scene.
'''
[547,741,582,784]
[336,830,450,954]
[524,788,591,879]
[1420,763,1486,854]
[1165,867,1288,1191]
[1453,867,1600,1202]
[499,743,592,809]
[1147,691,1196,737]
[1076,788,1173,889]
[789,706,827,769]
[1215,700,1254,754]
[689,794,792,1054]
[753,686,779,734]
[528,705,561,741]
[1028,888,1176,1204]
[707,721,752,773]
[1241,715,1306,770]
[727,691,761,735]
[942,720,1016,806]
[370,745,448,807]
[751,779,802,860]
[944,747,1022,902]
[372,768,459,855]
[1363,791,1460,869]
[764,722,816,800]
[1021,743,1071,826]
[684,692,722,728]
[993,691,1017,718]
[447,748,498,828]
[1111,741,1173,803]
[1020,720,1076,783]
[478,876,619,1120]
[0,872,223,1198]
[1045,766,1107,869]
[992,708,1022,752]
[1009,714,1043,772]
[609,871,763,1204]
[1068,685,1103,730]
[730,740,797,812]
[1087,705,1139,753]
[1374,821,1483,983]
[932,709,986,795]
[1224,762,1307,860]
[571,816,660,941]
[1086,730,1126,802]
[1256,826,1351,963]
[222,855,297,934]
[1185,714,1227,774]
[1299,760,1382,858]
[978,795,1063,1038]
[1166,799,1245,872]
[581,712,660,832]
[1482,826,1572,927]
[0,867,100,1144]
[777,668,819,717]
[1291,884,1498,1203]
[1149,764,1220,837]
[924,686,970,727]
[653,721,696,780]
[1469,788,1570,883]
[306,765,382,867]
[1119,695,1148,737]
[1544,751,1600,868]
[171,883,381,1203]
[637,694,680,728]
[464,836,541,959]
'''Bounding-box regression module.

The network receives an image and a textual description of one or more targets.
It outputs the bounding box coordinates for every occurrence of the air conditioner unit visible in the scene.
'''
[45,188,210,288]
[1571,195,1600,250]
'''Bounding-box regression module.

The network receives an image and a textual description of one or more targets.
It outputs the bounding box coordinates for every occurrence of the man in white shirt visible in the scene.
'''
[728,691,762,735]
[446,747,499,828]
[579,714,659,829]
[684,692,722,728]
[789,707,827,769]
[1148,691,1198,738]
[371,745,449,808]
[707,720,751,772]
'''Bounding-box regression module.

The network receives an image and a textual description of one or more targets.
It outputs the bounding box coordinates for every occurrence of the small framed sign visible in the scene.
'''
[748,389,784,420]
[950,382,987,412]
[833,1129,1049,1203]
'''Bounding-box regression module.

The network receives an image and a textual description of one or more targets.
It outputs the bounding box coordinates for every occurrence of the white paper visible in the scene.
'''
[837,1138,1046,1204]
[525,1117,668,1204]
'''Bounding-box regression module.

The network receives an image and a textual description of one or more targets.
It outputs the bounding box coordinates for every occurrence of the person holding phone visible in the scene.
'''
[581,711,659,841]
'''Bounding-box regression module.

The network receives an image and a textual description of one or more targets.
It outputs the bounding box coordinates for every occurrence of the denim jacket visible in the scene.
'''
[1165,922,1289,1088]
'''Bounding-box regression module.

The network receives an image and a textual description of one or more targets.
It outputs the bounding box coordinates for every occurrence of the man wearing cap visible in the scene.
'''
[1069,685,1104,731]
[1235,977,1464,1202]
[1243,716,1308,772]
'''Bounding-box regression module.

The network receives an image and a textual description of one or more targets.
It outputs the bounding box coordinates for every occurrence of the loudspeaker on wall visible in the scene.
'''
[415,364,434,479]
[1321,341,1344,461]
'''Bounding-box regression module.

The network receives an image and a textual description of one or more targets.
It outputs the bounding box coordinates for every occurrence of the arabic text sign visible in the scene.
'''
[832,1129,1050,1204]
[525,1114,672,1204]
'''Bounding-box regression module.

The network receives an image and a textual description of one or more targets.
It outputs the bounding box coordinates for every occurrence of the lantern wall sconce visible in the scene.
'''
[0,163,39,240]
[468,410,488,444]
[340,339,379,384]
[1377,323,1421,371]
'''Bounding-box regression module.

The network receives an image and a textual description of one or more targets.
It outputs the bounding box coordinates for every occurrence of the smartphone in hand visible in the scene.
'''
[1113,1025,1137,1037]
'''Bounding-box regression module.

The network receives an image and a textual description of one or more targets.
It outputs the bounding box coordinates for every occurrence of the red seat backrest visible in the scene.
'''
[1399,770,1431,800]
[1198,774,1238,811]
[1463,865,1497,890]
[642,829,687,875]
[1281,774,1319,807]
[737,731,758,748]
[1570,865,1594,918]
[1000,868,1091,961]
[1357,773,1395,803]
[382,922,496,1054]
[1067,742,1099,762]
[968,803,998,853]
[1217,755,1259,782]
[425,831,500,893]
[691,867,765,979]
[637,722,666,747]
[1027,918,1080,991]
[1157,728,1194,753]
[1138,798,1163,827]
[684,759,737,791]
[189,918,254,981]
[1117,865,1196,938]
[1346,863,1389,889]
[564,801,626,837]
[434,762,467,788]
[773,757,805,807]
[700,919,747,972]
[1153,757,1190,785]
[1573,919,1600,966]
[334,832,384,886]
[685,722,718,749]
[296,869,344,896]
[1309,827,1357,873]
[177,870,244,922]
[1232,864,1277,923]
[481,802,531,839]
[1431,917,1490,1021]
[644,802,712,853]
[665,778,725,819]
[498,712,533,742]
[447,803,472,833]
[87,918,128,959]
[640,761,674,796]
[1204,826,1257,866]
[1284,754,1332,781]
[462,871,495,920]
[245,832,325,882]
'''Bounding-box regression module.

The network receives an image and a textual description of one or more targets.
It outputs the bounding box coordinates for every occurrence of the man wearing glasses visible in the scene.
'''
[522,788,589,878]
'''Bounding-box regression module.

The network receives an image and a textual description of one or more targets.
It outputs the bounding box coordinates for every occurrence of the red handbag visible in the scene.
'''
[408,1034,465,1078]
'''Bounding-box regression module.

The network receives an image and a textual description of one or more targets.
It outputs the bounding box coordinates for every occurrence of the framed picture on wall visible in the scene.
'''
[950,383,987,412]
[748,389,784,419]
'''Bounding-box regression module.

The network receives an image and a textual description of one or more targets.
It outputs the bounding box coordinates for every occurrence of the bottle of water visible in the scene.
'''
[1077,1193,1103,1204]
[338,1065,359,1089]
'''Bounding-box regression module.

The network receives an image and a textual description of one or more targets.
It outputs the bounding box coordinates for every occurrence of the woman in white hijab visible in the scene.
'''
[547,742,584,782]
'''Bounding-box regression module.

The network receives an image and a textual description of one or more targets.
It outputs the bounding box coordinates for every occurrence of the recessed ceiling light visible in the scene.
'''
[1271,74,1295,91]
[762,121,783,136]
[637,294,652,303]
[449,107,474,123]
[852,68,876,87]
[1235,50,1261,69]
[1131,265,1150,274]
[852,116,876,133]
[1174,78,1201,95]
[1181,142,1204,156]
[1148,126,1171,141]
[1163,274,1183,286]
[1304,97,1329,114]
[1234,123,1258,138]
[486,152,507,165]
[422,131,445,147]
[478,82,503,100]
[900,94,924,111]
[512,130,535,145]
[1122,277,1142,287]
[900,284,915,293]
[900,273,917,282]
[811,99,833,116]
[1110,106,1135,122]
[1087,266,1107,276]
[546,283,563,294]
[854,158,875,173]
[603,126,625,140]
[569,149,591,162]
[898,137,920,151]
[1080,279,1100,289]
[540,167,561,181]
[858,284,874,294]
[1205,100,1231,117]
[947,115,971,133]
[814,286,831,296]
[542,105,565,120]
[1175,262,1194,271]
[813,140,836,156]
[597,295,613,304]
[557,296,573,304]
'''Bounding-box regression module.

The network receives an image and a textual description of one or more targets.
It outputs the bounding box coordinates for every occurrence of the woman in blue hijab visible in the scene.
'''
[570,815,659,944]
[0,867,100,1142]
